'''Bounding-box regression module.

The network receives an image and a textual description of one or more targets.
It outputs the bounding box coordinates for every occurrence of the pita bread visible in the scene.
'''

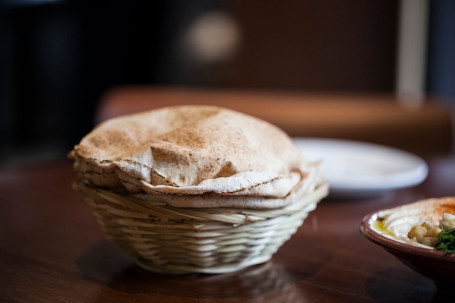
[72,105,326,208]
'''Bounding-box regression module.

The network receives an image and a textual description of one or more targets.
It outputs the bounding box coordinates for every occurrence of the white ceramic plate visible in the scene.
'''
[292,138,428,198]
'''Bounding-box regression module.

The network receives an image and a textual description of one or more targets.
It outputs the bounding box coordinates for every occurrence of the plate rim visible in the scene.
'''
[292,137,428,194]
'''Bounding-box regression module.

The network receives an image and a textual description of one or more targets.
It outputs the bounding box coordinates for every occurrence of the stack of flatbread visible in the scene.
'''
[71,105,328,273]
[72,105,326,209]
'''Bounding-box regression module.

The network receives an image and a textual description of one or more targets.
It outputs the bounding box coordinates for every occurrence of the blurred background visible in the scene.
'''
[1,0,454,167]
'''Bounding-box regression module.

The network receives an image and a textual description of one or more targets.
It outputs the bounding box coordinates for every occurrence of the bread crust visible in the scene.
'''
[72,105,325,208]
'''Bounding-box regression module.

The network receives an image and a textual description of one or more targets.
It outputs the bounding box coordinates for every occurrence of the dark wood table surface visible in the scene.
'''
[1,156,454,303]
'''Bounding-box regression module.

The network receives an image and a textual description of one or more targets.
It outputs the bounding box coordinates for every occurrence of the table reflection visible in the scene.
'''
[77,240,310,301]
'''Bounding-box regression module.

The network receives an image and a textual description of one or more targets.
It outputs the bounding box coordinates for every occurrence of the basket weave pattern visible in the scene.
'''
[75,181,328,274]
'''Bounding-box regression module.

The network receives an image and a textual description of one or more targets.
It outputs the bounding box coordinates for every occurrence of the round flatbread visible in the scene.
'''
[71,105,326,208]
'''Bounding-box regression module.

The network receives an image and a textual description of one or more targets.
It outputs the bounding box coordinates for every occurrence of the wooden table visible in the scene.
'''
[1,156,454,303]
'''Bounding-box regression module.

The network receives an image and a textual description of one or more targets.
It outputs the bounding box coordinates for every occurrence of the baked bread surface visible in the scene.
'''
[72,105,323,208]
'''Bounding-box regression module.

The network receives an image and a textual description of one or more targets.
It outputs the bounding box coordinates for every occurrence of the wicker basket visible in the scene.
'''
[74,181,328,274]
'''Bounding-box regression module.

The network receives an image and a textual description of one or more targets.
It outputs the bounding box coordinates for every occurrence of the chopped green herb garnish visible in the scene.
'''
[435,227,455,254]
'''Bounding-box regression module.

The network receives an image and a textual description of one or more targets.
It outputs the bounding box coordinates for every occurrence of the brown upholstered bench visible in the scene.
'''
[96,86,453,156]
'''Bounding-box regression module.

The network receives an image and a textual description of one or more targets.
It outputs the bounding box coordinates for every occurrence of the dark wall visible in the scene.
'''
[0,1,168,164]
[0,0,399,166]
[222,0,398,91]
[427,0,455,104]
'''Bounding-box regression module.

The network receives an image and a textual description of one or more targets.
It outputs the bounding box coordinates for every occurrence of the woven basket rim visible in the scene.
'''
[75,181,328,223]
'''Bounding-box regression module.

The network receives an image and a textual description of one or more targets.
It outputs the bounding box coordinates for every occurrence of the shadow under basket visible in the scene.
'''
[74,181,328,274]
